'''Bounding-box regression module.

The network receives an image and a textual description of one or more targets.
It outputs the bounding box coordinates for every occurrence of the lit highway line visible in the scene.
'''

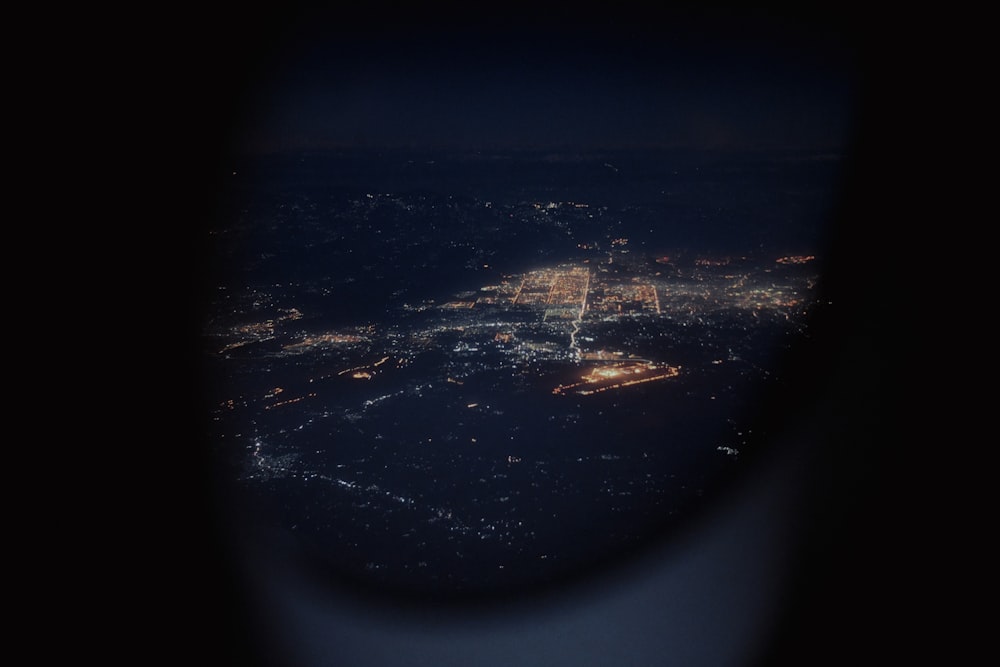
[511,276,526,304]
[569,268,590,360]
[219,339,258,353]
[265,393,316,410]
[546,279,558,304]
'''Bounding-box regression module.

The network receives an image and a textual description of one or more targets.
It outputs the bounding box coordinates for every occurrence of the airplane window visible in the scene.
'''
[186,5,892,665]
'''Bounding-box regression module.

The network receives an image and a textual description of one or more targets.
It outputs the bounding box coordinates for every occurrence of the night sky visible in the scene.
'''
[203,4,861,156]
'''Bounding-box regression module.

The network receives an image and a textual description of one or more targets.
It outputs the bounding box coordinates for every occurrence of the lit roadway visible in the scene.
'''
[569,268,591,361]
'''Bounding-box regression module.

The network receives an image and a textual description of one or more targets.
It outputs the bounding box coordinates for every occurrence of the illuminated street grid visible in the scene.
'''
[209,250,818,409]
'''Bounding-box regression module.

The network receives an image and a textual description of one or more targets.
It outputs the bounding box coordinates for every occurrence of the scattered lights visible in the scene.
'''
[204,177,829,591]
